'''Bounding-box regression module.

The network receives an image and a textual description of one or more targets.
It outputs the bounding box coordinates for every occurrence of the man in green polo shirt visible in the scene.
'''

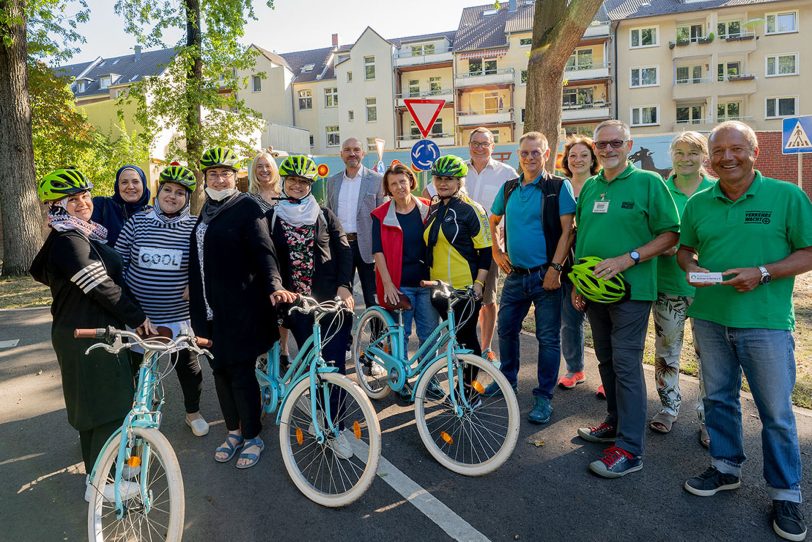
[572,119,680,478]
[679,121,812,542]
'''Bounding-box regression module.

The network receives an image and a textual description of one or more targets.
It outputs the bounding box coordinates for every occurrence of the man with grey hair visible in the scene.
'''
[679,121,812,541]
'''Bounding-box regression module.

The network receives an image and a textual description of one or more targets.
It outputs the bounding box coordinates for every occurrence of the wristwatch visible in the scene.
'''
[758,266,772,285]
[629,250,641,265]
[549,262,563,272]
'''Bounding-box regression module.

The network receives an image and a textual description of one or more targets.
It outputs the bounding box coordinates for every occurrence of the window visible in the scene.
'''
[676,65,703,84]
[366,97,377,122]
[676,24,704,43]
[766,11,798,34]
[468,59,497,76]
[717,101,741,121]
[410,44,435,56]
[302,64,315,73]
[676,105,704,124]
[429,77,442,95]
[348,110,354,122]
[251,75,261,92]
[766,54,799,77]
[521,108,526,122]
[566,49,594,71]
[631,105,659,126]
[483,91,503,113]
[410,120,420,139]
[484,59,497,75]
[366,137,377,151]
[326,125,340,147]
[347,71,353,82]
[431,117,443,136]
[521,70,528,84]
[519,37,532,46]
[408,79,420,97]
[717,61,741,81]
[630,66,658,87]
[309,135,314,147]
[364,56,375,80]
[766,97,797,118]
[630,26,658,48]
[492,130,500,144]
[298,89,312,110]
[99,75,111,89]
[324,87,338,108]
[76,81,86,93]
[563,88,594,108]
[717,20,742,39]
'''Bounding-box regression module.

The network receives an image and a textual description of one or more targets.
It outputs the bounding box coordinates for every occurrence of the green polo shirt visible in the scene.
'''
[680,171,812,330]
[657,175,716,297]
[575,162,680,301]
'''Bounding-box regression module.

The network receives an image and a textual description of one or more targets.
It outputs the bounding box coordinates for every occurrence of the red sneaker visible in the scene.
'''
[596,385,606,399]
[558,372,586,389]
[589,446,643,478]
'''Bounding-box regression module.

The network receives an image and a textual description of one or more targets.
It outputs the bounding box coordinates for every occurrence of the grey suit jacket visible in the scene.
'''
[325,166,384,264]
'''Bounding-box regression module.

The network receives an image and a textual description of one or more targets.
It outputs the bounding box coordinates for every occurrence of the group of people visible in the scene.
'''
[31,119,810,541]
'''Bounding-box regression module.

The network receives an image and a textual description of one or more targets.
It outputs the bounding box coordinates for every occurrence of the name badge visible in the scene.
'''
[138,247,183,270]
[593,201,610,213]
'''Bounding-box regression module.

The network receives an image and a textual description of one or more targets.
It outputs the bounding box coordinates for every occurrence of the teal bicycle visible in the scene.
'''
[75,326,212,542]
[352,280,519,476]
[256,296,381,507]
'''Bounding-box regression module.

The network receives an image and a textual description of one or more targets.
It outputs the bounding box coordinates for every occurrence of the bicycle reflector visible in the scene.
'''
[471,381,485,395]
[353,421,362,440]
[295,428,304,446]
[441,432,454,445]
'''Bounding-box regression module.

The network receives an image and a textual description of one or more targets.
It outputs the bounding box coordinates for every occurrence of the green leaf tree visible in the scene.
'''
[115,0,273,212]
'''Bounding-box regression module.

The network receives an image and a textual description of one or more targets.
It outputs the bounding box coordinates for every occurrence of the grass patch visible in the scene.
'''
[0,275,51,309]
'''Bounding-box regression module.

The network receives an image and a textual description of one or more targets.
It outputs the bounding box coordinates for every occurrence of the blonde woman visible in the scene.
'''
[649,131,715,445]
[248,149,282,211]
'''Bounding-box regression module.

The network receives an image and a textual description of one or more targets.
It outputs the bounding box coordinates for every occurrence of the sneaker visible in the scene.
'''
[425,377,446,400]
[596,385,606,399]
[84,478,140,503]
[328,431,354,460]
[772,500,808,541]
[577,422,617,443]
[186,413,210,437]
[589,446,643,478]
[482,348,500,366]
[528,396,553,424]
[684,466,741,497]
[558,372,586,389]
[483,381,517,398]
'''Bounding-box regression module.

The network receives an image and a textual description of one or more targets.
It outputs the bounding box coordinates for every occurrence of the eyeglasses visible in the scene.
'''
[285,177,311,187]
[206,171,235,179]
[519,150,545,159]
[470,141,492,149]
[594,140,627,150]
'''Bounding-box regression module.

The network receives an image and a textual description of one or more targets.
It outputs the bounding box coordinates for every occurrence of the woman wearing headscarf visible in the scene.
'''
[188,147,295,469]
[30,168,155,500]
[91,164,152,246]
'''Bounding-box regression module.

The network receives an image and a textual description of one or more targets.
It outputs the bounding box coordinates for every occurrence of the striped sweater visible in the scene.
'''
[115,209,196,324]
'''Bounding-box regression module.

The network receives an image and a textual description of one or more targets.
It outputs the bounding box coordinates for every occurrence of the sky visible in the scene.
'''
[68,0,486,64]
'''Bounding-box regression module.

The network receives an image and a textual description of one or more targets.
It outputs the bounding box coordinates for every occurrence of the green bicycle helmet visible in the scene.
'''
[37,168,94,203]
[200,147,239,171]
[431,155,468,178]
[279,155,318,181]
[159,164,197,192]
[568,256,629,304]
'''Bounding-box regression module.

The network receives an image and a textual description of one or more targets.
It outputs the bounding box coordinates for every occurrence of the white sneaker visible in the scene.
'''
[367,363,387,378]
[85,478,140,503]
[328,431,354,460]
[186,413,210,437]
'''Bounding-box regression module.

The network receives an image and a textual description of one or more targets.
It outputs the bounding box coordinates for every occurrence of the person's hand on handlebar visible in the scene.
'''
[337,286,355,311]
[271,289,298,305]
[136,318,158,337]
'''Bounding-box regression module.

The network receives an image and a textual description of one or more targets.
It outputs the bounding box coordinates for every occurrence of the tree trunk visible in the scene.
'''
[185,0,205,214]
[525,0,604,170]
[0,0,44,275]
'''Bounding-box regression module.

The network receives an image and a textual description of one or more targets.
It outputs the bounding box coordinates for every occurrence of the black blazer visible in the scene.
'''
[189,196,284,365]
[268,206,353,303]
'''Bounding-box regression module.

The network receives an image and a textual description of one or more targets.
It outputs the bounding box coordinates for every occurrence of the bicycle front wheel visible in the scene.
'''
[279,373,381,507]
[88,427,184,542]
[414,353,519,476]
[351,309,392,400]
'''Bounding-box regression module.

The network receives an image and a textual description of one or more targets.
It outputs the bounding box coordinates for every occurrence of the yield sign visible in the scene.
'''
[404,99,445,139]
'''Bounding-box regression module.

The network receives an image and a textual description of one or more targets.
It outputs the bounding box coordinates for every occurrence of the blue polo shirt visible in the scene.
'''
[491,172,576,268]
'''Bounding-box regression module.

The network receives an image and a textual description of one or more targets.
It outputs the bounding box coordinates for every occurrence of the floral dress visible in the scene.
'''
[280,220,315,295]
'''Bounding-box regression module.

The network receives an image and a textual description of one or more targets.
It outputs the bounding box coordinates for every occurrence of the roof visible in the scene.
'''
[254,45,291,71]
[604,0,785,21]
[59,47,178,98]
[391,30,456,47]
[279,46,337,83]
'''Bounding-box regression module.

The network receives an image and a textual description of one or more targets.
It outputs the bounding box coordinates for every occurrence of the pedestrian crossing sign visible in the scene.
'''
[782,116,812,154]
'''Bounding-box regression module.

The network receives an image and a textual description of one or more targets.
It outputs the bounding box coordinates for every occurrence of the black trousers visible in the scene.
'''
[212,359,262,439]
[131,350,202,413]
[80,419,122,473]
[432,296,482,386]
[349,239,377,309]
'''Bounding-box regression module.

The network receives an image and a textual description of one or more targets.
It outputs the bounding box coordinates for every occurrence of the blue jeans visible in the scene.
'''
[497,269,562,398]
[693,319,802,503]
[561,280,586,373]
[397,286,439,353]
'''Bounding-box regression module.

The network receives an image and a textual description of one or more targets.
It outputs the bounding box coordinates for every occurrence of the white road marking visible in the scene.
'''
[0,339,20,349]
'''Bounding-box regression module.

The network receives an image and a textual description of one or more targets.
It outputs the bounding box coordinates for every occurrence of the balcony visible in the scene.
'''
[717,74,757,96]
[672,77,714,100]
[455,68,515,89]
[583,22,610,39]
[564,63,610,81]
[396,133,455,149]
[561,102,611,122]
[396,89,454,107]
[670,38,714,60]
[394,50,453,68]
[457,109,513,126]
[717,33,757,55]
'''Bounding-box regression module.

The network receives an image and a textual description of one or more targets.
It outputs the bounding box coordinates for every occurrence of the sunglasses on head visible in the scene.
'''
[594,140,627,150]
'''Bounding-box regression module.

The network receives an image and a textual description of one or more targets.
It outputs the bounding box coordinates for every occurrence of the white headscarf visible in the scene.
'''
[274,194,321,227]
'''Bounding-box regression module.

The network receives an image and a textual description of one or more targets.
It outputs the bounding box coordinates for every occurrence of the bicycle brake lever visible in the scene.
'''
[84,342,118,355]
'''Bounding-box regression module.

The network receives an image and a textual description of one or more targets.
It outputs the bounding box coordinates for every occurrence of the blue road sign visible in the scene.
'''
[376,160,385,174]
[782,116,812,154]
[411,139,440,171]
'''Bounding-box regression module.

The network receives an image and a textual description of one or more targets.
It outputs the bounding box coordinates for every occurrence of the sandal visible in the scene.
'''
[236,437,265,469]
[214,433,244,463]
[649,411,677,434]
[699,423,710,448]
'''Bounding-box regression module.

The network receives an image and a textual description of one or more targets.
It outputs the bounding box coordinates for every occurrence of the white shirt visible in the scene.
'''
[466,158,518,214]
[337,170,363,233]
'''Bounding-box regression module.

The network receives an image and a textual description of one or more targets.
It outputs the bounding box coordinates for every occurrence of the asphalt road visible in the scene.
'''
[1,306,810,541]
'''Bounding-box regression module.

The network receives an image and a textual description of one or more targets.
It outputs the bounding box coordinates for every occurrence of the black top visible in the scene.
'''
[371,206,428,287]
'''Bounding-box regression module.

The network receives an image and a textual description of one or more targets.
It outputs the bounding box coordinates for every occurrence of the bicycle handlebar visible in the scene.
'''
[420,280,478,300]
[74,326,213,356]
[288,295,349,317]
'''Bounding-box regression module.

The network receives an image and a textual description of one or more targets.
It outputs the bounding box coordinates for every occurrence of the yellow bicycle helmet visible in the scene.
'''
[568,256,629,304]
[37,168,93,203]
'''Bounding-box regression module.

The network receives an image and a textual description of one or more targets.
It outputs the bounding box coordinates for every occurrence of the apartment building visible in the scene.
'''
[608,0,810,134]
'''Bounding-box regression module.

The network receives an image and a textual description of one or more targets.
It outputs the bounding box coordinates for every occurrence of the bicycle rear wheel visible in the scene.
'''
[351,309,392,399]
[279,373,381,507]
[414,353,519,476]
[88,427,184,542]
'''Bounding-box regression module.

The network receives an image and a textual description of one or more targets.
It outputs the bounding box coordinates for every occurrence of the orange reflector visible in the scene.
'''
[440,431,454,445]
[471,381,485,394]
[317,164,330,177]
[353,421,362,440]
[295,427,304,445]
[383,342,390,354]
[127,456,141,467]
